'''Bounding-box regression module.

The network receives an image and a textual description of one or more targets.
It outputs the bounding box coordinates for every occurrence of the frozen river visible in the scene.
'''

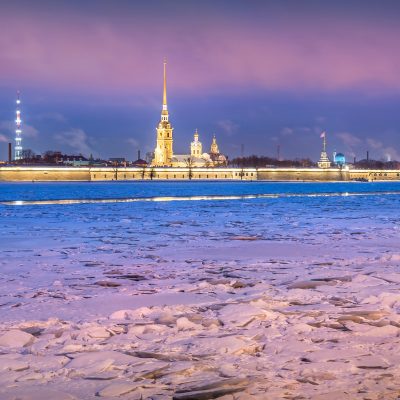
[0,181,399,399]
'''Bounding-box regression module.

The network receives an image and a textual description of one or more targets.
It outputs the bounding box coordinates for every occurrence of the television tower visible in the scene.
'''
[14,91,23,160]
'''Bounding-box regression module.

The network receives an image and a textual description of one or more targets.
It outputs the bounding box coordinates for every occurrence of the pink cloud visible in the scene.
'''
[1,7,400,95]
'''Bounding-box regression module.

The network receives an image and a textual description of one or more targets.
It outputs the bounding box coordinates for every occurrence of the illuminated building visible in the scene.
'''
[210,134,219,154]
[333,152,346,167]
[317,131,331,168]
[208,134,227,166]
[190,129,202,157]
[152,60,174,166]
[151,61,227,167]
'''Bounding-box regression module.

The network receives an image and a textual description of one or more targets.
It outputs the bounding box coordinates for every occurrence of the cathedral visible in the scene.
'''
[152,60,173,166]
[151,61,227,167]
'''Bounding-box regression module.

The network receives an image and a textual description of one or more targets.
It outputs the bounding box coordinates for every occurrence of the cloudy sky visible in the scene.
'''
[0,0,400,161]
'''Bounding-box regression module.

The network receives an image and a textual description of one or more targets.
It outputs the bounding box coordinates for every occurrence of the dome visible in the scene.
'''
[334,153,346,166]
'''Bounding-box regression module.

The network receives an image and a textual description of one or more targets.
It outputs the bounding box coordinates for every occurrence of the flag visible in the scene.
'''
[320,131,326,138]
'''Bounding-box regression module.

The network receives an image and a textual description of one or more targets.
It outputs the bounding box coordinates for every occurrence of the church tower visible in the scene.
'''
[152,60,174,166]
[210,134,219,155]
[191,129,202,157]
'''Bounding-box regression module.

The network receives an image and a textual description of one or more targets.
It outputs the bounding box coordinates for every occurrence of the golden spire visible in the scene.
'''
[162,58,167,111]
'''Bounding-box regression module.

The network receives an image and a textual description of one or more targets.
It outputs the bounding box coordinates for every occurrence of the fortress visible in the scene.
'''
[1,62,399,182]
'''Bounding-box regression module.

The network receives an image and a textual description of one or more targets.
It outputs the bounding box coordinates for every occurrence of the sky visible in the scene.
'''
[0,0,400,161]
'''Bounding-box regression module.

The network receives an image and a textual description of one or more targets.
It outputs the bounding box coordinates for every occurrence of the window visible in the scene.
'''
[133,174,135,178]
[104,174,107,178]
[94,174,96,178]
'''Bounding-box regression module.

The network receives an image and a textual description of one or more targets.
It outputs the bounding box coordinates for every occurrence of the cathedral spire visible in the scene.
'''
[153,59,173,166]
[162,58,167,111]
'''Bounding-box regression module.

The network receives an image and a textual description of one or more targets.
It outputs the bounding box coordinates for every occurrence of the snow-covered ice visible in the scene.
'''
[0,181,399,399]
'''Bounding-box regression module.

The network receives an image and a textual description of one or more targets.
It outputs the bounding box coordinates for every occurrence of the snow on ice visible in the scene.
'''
[0,181,399,399]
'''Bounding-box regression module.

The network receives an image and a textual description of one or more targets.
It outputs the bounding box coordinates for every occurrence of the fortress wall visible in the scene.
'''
[91,168,128,181]
[151,168,257,180]
[90,168,256,181]
[349,169,400,181]
[257,168,349,181]
[0,167,91,181]
[1,166,399,182]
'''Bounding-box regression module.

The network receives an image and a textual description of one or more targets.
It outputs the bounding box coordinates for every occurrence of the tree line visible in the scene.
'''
[229,155,315,168]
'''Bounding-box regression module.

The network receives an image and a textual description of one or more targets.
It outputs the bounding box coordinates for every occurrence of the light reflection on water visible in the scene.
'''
[2,190,400,206]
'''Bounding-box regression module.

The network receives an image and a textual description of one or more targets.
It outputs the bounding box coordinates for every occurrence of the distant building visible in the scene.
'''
[132,150,148,167]
[208,134,227,166]
[108,158,126,166]
[333,152,346,167]
[37,151,92,166]
[171,130,227,167]
[63,155,89,167]
[191,129,202,157]
[132,158,148,167]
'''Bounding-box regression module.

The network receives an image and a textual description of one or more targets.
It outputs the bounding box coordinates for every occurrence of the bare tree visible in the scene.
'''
[184,156,194,180]
[150,167,156,180]
[21,149,35,162]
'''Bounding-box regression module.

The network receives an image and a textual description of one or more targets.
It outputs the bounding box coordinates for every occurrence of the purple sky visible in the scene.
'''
[0,0,400,161]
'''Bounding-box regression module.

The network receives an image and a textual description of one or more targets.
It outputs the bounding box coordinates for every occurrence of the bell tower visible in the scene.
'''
[191,129,202,157]
[210,134,219,155]
[152,60,174,166]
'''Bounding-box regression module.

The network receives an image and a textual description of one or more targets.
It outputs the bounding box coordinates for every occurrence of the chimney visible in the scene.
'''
[138,150,141,160]
[8,142,12,163]
[366,151,369,161]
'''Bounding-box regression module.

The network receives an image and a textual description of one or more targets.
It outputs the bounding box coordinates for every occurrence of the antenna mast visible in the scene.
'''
[15,91,23,160]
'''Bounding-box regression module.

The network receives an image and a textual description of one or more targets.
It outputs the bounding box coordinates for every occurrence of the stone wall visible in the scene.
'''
[257,168,349,181]
[1,166,399,182]
[349,169,400,181]
[90,168,257,181]
[0,167,91,182]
